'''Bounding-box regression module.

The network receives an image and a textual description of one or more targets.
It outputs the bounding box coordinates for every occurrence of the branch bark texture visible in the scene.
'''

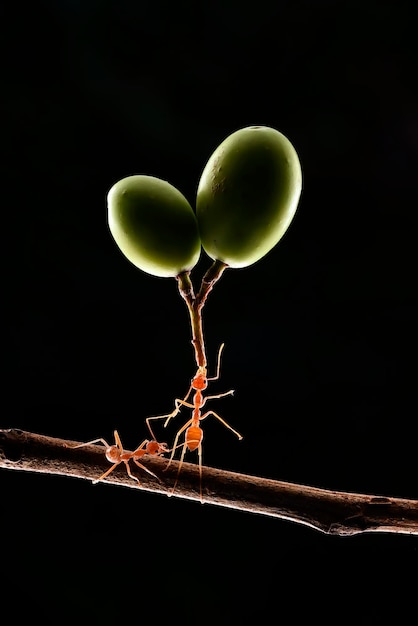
[1,429,417,537]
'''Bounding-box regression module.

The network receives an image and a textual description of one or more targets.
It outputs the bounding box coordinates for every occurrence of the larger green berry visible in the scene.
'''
[107,175,201,278]
[196,126,302,268]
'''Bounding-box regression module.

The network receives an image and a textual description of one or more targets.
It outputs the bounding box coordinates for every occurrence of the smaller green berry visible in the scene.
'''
[108,175,201,278]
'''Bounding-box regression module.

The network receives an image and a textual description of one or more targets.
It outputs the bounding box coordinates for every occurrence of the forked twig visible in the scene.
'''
[176,260,228,368]
[1,428,417,536]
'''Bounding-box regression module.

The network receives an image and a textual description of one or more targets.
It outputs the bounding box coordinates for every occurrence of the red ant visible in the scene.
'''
[68,430,169,485]
[146,343,243,500]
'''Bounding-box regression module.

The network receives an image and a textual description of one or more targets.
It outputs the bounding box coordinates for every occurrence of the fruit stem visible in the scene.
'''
[176,260,228,369]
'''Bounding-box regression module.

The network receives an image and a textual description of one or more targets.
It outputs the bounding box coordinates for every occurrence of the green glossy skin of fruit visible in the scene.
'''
[196,126,302,268]
[107,175,201,278]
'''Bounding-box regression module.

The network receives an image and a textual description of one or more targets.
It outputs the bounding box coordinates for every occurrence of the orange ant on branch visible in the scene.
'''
[147,343,243,501]
[68,430,169,485]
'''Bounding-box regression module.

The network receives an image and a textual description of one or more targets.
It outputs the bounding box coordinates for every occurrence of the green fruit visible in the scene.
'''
[107,175,201,278]
[196,126,302,268]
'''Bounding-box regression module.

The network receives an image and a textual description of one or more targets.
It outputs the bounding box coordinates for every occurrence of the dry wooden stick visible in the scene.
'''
[1,428,417,536]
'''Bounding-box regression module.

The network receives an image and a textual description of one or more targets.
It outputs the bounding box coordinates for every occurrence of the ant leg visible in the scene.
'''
[96,457,142,485]
[201,410,243,440]
[121,459,141,485]
[146,415,165,441]
[113,430,124,451]
[144,414,161,441]
[131,438,149,456]
[93,462,120,483]
[132,458,160,481]
[165,418,193,469]
[146,397,194,439]
[204,389,234,402]
[169,437,203,499]
[198,443,204,504]
[207,343,225,382]
[164,399,194,427]
[165,383,195,424]
[170,438,189,496]
[67,437,110,450]
[70,430,124,453]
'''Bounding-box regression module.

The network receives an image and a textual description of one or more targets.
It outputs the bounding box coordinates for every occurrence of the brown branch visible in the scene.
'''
[1,428,417,536]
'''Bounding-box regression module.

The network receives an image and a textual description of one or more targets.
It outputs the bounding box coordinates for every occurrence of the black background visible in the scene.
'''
[3,1,417,623]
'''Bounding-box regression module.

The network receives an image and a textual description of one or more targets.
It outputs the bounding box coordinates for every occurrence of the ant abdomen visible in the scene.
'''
[186,426,203,452]
[105,446,120,464]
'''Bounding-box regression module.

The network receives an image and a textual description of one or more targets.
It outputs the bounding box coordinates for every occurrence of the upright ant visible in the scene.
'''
[146,344,243,500]
[68,430,169,485]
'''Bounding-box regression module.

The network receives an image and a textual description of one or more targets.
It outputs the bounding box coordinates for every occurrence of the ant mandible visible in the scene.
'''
[146,343,243,500]
[68,430,169,485]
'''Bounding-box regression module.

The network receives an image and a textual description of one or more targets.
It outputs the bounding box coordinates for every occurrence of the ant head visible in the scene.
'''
[193,367,208,390]
[105,445,121,464]
[146,440,169,455]
[157,442,170,454]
